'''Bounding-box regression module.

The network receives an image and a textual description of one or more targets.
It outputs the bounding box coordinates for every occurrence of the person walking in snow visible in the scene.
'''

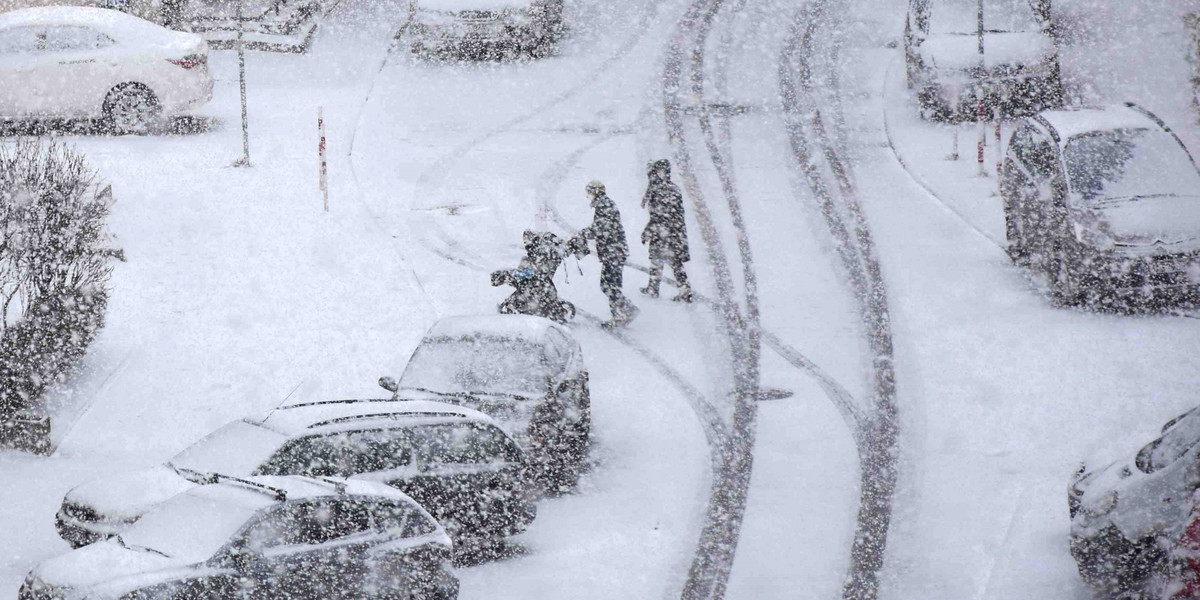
[575,180,638,326]
[640,159,692,302]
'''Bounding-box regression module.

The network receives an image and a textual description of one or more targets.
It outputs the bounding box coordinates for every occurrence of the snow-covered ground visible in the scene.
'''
[3,0,1200,599]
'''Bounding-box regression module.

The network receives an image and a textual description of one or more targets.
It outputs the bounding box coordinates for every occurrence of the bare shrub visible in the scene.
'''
[0,141,117,454]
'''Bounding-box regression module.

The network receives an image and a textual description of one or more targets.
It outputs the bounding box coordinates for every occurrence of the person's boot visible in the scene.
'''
[640,280,659,298]
[623,302,640,323]
[671,285,693,303]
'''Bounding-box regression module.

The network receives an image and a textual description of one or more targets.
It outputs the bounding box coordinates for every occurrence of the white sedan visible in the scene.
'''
[0,7,213,133]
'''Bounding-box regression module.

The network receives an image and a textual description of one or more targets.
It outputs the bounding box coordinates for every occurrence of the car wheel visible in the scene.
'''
[1001,195,1027,265]
[1048,243,1082,307]
[103,84,161,135]
[1072,527,1168,597]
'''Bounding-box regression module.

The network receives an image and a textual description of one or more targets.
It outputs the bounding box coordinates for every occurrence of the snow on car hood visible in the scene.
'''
[1096,195,1200,251]
[918,31,1053,71]
[414,0,533,13]
[64,465,196,521]
[32,538,176,590]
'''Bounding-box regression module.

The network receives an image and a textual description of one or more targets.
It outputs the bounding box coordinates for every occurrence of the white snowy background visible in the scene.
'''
[2,0,1199,598]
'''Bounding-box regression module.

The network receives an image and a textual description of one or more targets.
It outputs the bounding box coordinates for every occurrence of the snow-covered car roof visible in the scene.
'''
[925,0,1043,35]
[0,7,196,48]
[1034,104,1163,144]
[412,0,536,14]
[422,314,574,347]
[260,398,493,436]
[917,30,1054,71]
[34,476,425,587]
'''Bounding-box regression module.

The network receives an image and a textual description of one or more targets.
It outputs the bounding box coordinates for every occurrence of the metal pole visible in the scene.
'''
[977,0,984,56]
[976,91,986,176]
[318,106,328,211]
[994,106,1002,176]
[975,0,985,177]
[234,0,250,167]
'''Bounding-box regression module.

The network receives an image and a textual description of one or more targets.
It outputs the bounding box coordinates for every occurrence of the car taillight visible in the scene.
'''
[168,54,207,69]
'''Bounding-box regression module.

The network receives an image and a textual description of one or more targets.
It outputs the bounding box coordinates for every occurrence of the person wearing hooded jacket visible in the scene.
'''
[640,158,692,302]
[576,180,638,325]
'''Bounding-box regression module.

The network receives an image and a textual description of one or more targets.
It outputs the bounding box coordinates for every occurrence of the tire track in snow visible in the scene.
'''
[662,0,764,598]
[780,3,899,600]
[403,0,664,267]
[533,130,865,437]
[347,7,740,586]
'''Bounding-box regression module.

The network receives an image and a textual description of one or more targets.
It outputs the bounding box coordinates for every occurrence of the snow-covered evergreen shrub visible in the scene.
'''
[0,141,116,454]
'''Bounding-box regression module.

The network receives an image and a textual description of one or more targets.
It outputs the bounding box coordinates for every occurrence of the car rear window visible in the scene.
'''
[0,26,41,54]
[409,423,521,465]
[254,429,413,478]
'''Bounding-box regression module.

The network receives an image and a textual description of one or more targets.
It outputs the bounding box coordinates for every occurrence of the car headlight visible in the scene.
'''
[19,575,75,600]
[1083,491,1118,518]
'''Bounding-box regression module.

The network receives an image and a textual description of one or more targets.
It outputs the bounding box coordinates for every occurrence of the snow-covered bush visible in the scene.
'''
[0,141,116,454]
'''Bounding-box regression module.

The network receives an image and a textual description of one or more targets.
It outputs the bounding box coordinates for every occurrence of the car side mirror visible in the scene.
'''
[378,376,399,397]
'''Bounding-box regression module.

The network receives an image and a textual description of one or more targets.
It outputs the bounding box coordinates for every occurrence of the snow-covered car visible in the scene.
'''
[0,7,212,133]
[999,103,1200,308]
[403,0,564,59]
[903,0,1062,121]
[25,476,459,600]
[55,399,535,548]
[1068,406,1200,598]
[383,314,590,488]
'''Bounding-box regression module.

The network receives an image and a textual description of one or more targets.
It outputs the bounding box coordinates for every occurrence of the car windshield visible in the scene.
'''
[399,335,559,396]
[120,492,258,562]
[169,421,289,475]
[930,0,1041,34]
[1063,128,1200,205]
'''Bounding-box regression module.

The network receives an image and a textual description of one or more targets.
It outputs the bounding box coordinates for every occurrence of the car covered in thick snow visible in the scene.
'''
[383,314,590,489]
[1068,406,1200,598]
[25,476,458,600]
[0,7,213,133]
[55,399,535,548]
[403,0,563,59]
[999,103,1200,308]
[903,0,1062,121]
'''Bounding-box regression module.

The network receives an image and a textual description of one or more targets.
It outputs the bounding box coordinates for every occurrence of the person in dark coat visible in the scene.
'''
[576,181,637,325]
[640,159,692,302]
